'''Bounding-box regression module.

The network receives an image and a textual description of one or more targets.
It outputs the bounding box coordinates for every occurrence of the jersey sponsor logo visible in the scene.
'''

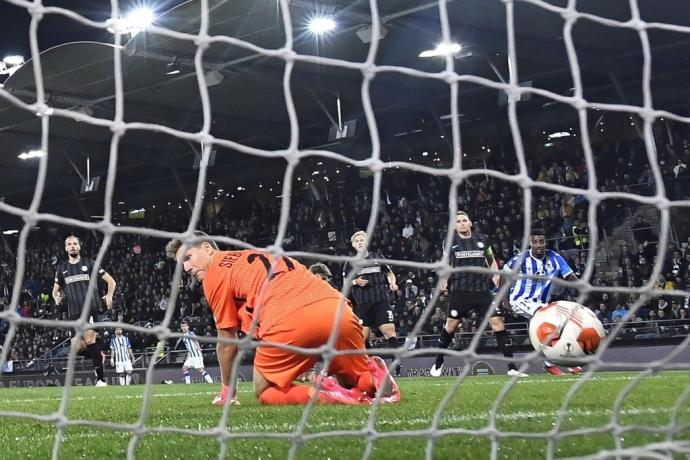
[64,274,90,284]
[454,250,484,259]
[357,266,382,275]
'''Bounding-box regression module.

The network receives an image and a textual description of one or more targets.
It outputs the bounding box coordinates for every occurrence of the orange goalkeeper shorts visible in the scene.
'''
[254,298,370,389]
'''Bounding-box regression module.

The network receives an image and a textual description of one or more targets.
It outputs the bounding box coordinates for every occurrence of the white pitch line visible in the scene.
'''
[0,374,677,404]
[3,406,686,442]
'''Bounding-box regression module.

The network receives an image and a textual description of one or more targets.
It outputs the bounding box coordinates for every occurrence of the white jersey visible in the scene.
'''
[503,249,574,317]
[183,331,203,359]
[110,335,132,363]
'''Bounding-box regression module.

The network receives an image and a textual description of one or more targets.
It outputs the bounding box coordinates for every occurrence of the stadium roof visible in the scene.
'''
[1,0,690,225]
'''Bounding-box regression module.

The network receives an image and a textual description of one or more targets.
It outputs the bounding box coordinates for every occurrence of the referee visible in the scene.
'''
[430,212,524,377]
[52,235,117,386]
[343,231,400,369]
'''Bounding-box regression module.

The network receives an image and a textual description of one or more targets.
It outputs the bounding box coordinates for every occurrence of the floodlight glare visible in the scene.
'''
[309,17,336,35]
[419,42,462,58]
[3,55,25,66]
[17,150,45,160]
[127,7,155,31]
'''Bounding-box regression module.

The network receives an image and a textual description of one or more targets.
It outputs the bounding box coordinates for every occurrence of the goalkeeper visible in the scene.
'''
[166,233,400,406]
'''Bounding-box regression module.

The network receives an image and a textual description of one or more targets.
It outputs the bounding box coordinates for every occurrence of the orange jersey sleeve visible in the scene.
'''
[202,252,241,330]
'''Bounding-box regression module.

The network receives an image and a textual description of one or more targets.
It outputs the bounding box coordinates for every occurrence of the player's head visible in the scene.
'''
[180,318,190,333]
[64,235,82,257]
[530,228,547,258]
[114,327,123,336]
[350,231,368,252]
[455,211,472,235]
[309,263,333,281]
[165,231,219,282]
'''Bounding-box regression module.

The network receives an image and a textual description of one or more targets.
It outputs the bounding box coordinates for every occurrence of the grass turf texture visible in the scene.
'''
[0,371,688,459]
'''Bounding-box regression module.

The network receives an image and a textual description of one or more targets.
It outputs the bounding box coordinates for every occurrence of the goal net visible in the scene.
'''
[0,0,689,458]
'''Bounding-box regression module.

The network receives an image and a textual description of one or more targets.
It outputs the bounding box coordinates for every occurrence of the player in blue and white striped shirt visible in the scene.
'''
[503,229,580,376]
[179,319,213,384]
[109,327,136,385]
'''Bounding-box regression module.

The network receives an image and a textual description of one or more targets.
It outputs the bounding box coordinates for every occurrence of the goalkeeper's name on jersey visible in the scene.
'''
[454,250,485,259]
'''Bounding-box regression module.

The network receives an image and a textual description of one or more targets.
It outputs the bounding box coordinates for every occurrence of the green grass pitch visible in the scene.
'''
[0,371,688,459]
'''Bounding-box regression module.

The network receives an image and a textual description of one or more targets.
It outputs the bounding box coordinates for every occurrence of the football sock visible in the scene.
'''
[119,375,125,386]
[435,328,453,368]
[494,330,517,371]
[183,371,191,384]
[202,371,213,383]
[386,336,402,375]
[259,384,312,405]
[125,374,132,385]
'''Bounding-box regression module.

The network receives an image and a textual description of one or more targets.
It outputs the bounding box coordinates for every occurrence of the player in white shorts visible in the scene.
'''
[503,228,581,376]
[110,327,136,385]
[179,318,213,384]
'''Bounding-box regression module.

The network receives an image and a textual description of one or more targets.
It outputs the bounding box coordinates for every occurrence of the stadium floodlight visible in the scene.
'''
[308,16,336,35]
[3,55,24,66]
[108,6,155,36]
[17,150,45,160]
[2,230,19,235]
[419,42,462,58]
[548,131,571,139]
[0,55,25,76]
[127,7,155,31]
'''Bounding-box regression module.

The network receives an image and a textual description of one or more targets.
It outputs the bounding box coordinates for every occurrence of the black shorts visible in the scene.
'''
[447,290,501,319]
[354,300,394,329]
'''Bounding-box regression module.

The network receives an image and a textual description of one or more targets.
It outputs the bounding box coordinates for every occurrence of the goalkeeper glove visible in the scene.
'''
[212,384,240,406]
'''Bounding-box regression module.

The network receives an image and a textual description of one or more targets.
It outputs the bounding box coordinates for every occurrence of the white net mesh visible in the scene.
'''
[0,0,689,458]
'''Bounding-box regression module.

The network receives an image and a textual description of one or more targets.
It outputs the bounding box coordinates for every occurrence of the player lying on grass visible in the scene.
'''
[166,233,400,406]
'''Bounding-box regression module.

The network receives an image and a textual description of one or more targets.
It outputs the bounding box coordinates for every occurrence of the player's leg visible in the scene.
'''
[489,315,527,377]
[116,361,125,385]
[198,365,213,383]
[253,300,377,405]
[182,360,192,384]
[85,331,107,386]
[514,301,564,376]
[124,360,133,385]
[329,304,399,402]
[431,290,464,376]
[354,302,374,347]
[376,303,402,376]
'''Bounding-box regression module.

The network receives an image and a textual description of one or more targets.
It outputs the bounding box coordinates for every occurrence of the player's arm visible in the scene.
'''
[216,327,238,387]
[484,244,500,288]
[127,338,135,362]
[101,272,117,310]
[556,253,578,282]
[52,282,63,305]
[53,268,64,305]
[383,261,398,291]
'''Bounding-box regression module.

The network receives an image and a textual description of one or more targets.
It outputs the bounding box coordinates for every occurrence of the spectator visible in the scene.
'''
[611,304,628,322]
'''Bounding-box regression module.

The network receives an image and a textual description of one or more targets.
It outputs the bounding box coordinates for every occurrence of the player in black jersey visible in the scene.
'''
[52,235,117,386]
[343,231,400,371]
[430,212,525,378]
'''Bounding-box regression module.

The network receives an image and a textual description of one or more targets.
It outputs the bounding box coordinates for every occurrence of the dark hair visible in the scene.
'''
[530,228,546,237]
[456,211,470,219]
[180,318,190,326]
[165,230,219,259]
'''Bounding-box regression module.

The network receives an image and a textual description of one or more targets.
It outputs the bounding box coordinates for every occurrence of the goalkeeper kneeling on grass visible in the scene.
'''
[166,232,400,406]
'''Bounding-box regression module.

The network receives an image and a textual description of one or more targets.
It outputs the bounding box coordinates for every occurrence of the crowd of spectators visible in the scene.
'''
[1,130,689,370]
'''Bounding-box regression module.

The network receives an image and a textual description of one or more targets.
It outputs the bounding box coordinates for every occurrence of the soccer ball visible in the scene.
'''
[528,301,606,366]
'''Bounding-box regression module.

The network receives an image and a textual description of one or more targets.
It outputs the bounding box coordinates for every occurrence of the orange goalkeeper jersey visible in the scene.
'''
[202,250,344,337]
